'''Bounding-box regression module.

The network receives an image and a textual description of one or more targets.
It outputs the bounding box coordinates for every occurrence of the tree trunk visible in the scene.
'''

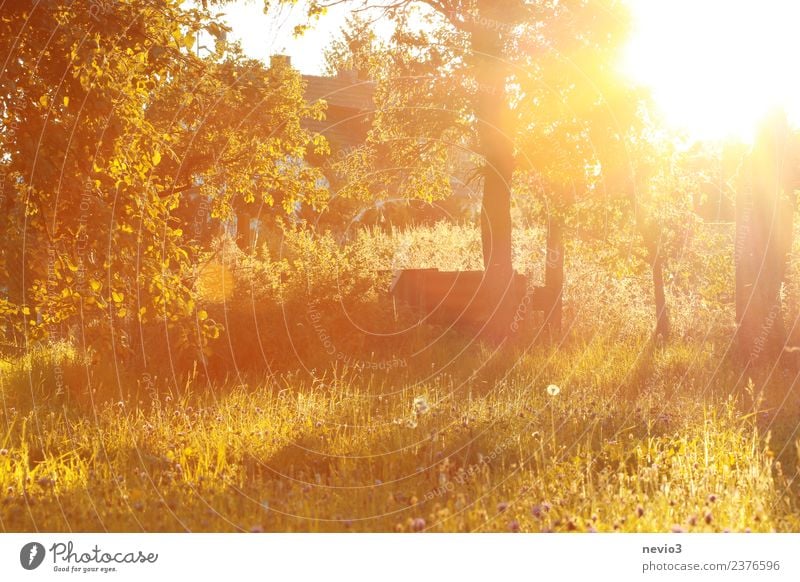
[544,218,564,336]
[735,115,794,366]
[652,251,670,340]
[471,1,514,280]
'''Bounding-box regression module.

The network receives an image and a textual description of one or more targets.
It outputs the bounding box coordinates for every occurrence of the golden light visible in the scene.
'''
[622,0,800,143]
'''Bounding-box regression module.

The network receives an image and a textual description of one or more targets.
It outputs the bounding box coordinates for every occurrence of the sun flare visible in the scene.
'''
[623,0,800,143]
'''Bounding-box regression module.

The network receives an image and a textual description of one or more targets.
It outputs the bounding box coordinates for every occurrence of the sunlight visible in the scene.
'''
[623,0,800,143]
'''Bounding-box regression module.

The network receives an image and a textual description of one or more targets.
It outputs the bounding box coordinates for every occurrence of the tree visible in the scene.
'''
[735,111,799,366]
[0,1,327,369]
[313,0,639,334]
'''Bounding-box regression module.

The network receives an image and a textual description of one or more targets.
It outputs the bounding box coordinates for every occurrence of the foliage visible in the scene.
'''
[0,0,327,362]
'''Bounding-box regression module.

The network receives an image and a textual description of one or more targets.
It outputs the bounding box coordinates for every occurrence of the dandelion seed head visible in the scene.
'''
[413,396,430,415]
[546,384,560,397]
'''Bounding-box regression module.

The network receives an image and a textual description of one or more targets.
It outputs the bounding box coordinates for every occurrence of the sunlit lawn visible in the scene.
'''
[3,223,800,532]
[2,329,799,532]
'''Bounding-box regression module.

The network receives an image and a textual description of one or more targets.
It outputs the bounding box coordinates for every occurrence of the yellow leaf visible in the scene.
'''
[39,94,48,107]
[112,291,124,303]
[198,310,207,321]
[22,306,30,315]
[90,280,102,292]
[152,150,161,166]
[63,95,69,107]
[117,308,127,318]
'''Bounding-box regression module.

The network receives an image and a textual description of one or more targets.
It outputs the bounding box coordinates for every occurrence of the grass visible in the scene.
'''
[2,222,800,532]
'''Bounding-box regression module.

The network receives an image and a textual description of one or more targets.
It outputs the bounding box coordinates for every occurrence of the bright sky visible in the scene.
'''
[211,1,350,74]
[622,0,800,143]
[218,0,800,143]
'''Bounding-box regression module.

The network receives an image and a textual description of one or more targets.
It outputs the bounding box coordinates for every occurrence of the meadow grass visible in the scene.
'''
[1,223,800,532]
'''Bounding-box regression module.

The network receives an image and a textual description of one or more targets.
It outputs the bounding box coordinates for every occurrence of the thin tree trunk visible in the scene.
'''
[544,218,564,337]
[652,251,670,340]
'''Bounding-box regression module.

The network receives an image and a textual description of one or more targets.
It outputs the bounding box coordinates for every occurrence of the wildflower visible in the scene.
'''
[413,396,430,416]
[531,505,544,519]
[688,514,698,527]
[546,384,560,397]
[0,448,8,456]
[497,501,508,513]
[671,525,685,533]
[250,525,264,533]
[707,493,717,504]
[411,517,426,532]
[636,505,644,518]
[704,511,713,525]
[508,520,520,533]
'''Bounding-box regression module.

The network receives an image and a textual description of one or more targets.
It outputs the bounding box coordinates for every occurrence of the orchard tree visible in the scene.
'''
[735,111,800,366]
[0,1,327,369]
[307,0,639,334]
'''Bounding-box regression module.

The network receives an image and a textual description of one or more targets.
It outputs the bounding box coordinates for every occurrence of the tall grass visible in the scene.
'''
[1,221,799,532]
